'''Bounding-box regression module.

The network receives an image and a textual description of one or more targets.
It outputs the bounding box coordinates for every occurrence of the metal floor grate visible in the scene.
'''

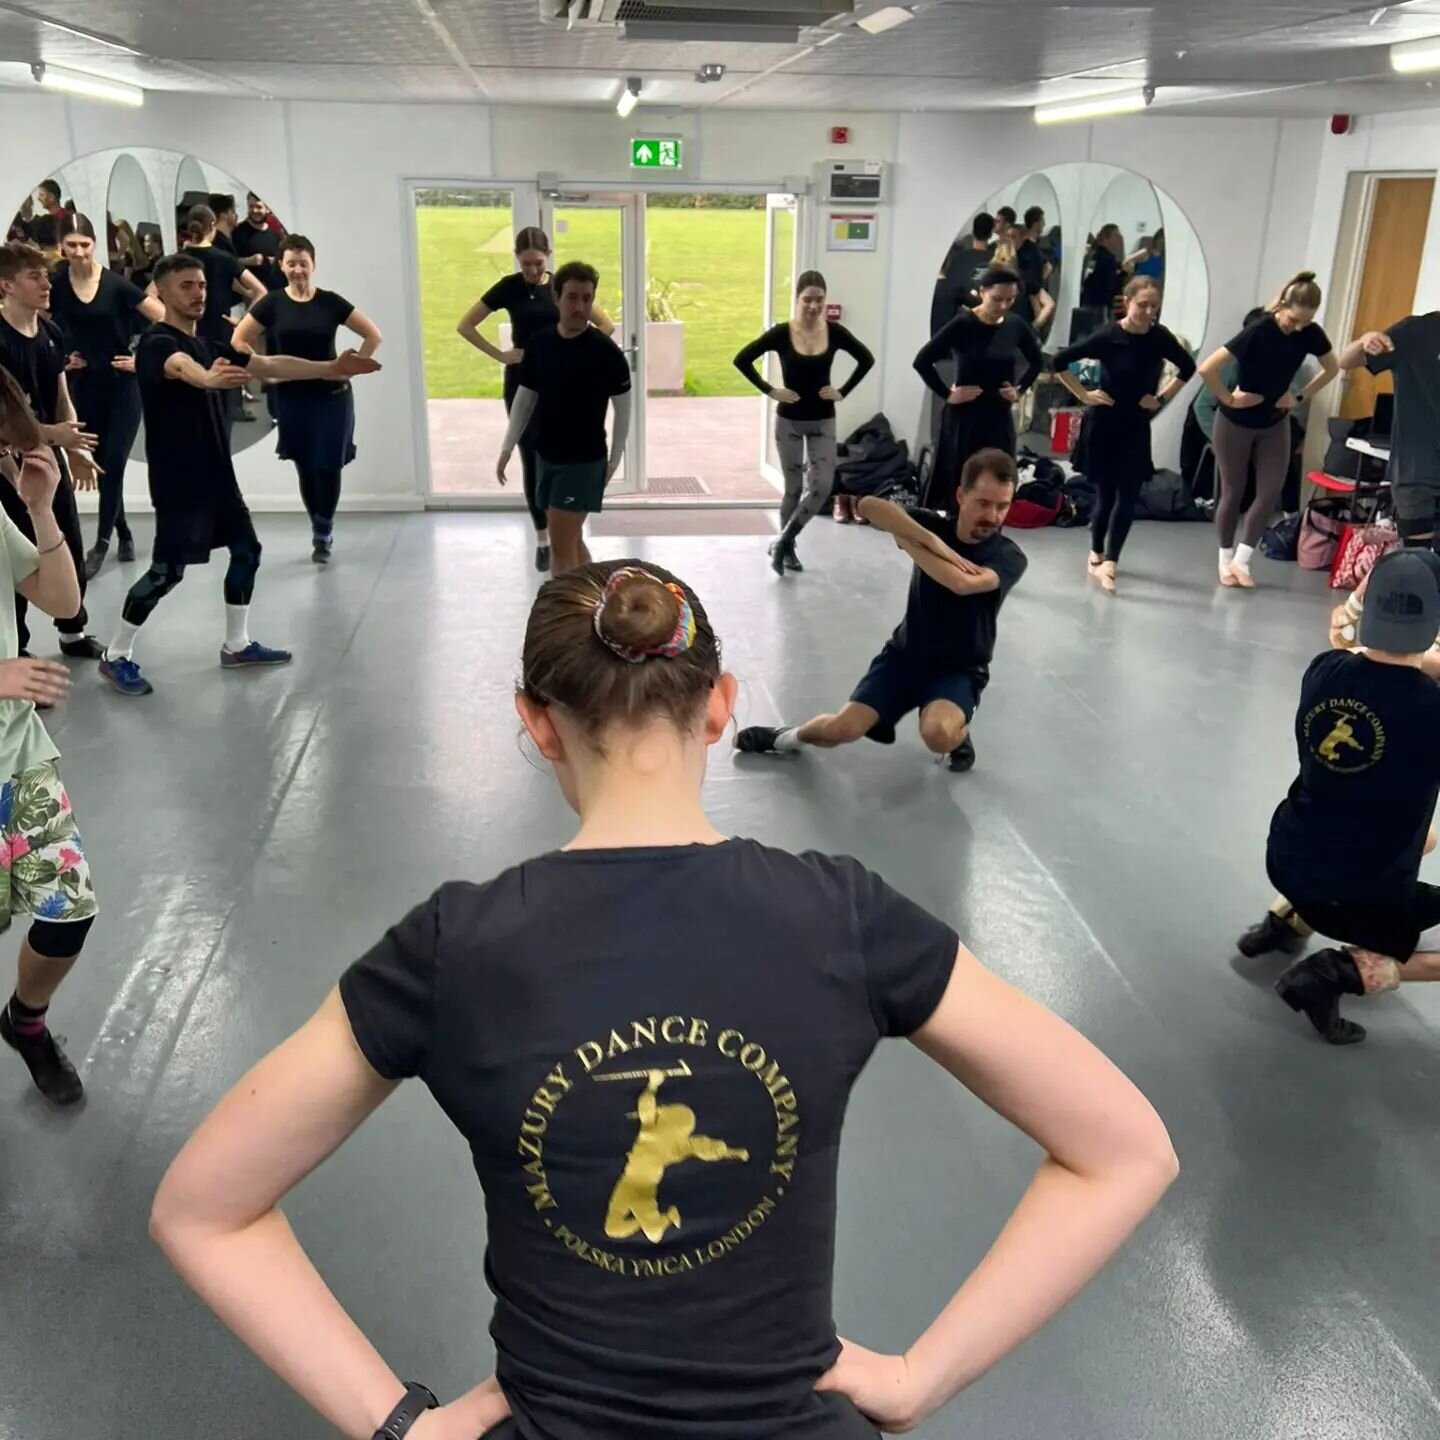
[641,475,710,496]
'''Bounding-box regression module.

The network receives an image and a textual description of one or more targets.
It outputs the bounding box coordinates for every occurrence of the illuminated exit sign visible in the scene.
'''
[631,137,682,169]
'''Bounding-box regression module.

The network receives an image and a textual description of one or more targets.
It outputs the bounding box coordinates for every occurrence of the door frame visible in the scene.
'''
[760,192,802,489]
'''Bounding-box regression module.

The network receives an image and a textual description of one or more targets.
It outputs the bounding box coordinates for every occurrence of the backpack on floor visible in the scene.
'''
[1008,470,1066,529]
[1133,468,1204,522]
[1056,474,1098,527]
[1260,511,1301,562]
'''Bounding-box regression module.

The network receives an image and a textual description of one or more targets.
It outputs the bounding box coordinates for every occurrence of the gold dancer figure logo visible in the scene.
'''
[597,1062,750,1243]
[1317,710,1365,763]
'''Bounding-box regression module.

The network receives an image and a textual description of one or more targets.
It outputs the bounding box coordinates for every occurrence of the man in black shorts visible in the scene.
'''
[736,447,1025,773]
[1255,551,1440,1045]
[97,252,378,698]
[496,260,631,575]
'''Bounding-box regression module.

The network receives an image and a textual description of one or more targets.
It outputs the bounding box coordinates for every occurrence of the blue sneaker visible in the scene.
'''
[220,641,293,669]
[98,655,153,697]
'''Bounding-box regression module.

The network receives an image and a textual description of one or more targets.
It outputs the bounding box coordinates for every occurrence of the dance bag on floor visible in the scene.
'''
[1260,511,1301,562]
[1330,520,1398,590]
[833,414,916,501]
[1133,468,1204,522]
[1297,496,1347,570]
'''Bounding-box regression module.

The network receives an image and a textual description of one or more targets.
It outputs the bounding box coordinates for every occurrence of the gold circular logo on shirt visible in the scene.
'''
[1303,698,1385,773]
[514,1015,799,1280]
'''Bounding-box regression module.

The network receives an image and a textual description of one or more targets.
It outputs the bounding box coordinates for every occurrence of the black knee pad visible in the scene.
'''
[28,914,95,959]
[1399,512,1436,546]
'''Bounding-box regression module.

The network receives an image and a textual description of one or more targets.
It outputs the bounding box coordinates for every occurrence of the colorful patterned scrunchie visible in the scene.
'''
[593,566,697,664]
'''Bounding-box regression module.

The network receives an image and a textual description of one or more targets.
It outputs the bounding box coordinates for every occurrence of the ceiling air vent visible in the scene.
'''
[540,0,853,42]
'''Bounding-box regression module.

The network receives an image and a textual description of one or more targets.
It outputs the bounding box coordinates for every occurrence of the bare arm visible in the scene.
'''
[857,498,1001,594]
[344,307,383,360]
[230,313,265,354]
[456,298,508,363]
[137,294,164,325]
[234,269,267,306]
[246,352,377,384]
[591,305,616,339]
[164,351,249,390]
[1032,288,1056,332]
[1297,349,1340,402]
[9,451,81,617]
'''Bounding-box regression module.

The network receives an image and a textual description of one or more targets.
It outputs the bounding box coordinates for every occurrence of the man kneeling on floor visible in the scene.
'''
[1248,549,1440,1045]
[735,446,1026,774]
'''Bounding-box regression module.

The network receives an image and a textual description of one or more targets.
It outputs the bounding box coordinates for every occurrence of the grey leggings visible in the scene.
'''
[775,418,837,535]
[1212,409,1292,548]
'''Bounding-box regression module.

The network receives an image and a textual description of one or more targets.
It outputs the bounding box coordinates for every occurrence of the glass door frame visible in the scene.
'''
[760,192,802,489]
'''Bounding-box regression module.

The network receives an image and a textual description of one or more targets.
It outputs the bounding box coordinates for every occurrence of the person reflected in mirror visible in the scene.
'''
[1013,206,1056,334]
[131,231,164,292]
[1198,271,1339,588]
[1053,277,1197,593]
[49,215,164,579]
[912,266,1043,512]
[232,236,382,564]
[0,240,104,664]
[0,375,99,1108]
[994,204,1017,242]
[1080,225,1131,320]
[733,270,874,575]
[930,211,996,335]
[496,261,631,577]
[151,556,1174,1440]
[457,227,615,574]
[27,180,69,258]
[207,193,240,257]
[1128,230,1165,285]
[233,192,284,291]
[97,252,380,698]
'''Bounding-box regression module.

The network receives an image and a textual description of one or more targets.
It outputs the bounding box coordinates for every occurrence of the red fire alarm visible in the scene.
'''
[1331,113,1353,135]
[829,125,849,145]
[825,302,843,322]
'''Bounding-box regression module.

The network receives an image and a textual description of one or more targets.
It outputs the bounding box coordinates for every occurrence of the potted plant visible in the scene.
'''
[645,278,685,395]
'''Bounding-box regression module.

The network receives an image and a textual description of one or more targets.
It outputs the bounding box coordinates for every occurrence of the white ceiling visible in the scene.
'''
[0,0,1438,115]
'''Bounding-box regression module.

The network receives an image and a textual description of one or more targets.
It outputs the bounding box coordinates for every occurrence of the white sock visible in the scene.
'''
[1219,546,1236,575]
[1345,592,1364,619]
[105,620,140,661]
[224,604,250,654]
[1233,543,1255,573]
[773,726,804,753]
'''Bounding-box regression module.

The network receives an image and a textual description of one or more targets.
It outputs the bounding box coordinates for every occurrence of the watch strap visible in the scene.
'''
[373,1381,438,1440]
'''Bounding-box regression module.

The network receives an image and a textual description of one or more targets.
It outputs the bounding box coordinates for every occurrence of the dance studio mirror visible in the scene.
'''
[934,161,1210,356]
[6,145,284,457]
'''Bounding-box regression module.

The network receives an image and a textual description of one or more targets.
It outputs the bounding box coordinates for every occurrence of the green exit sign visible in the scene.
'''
[631,137,682,170]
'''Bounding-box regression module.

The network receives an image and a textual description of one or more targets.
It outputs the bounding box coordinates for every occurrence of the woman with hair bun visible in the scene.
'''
[152,557,1177,1440]
[1198,270,1339,588]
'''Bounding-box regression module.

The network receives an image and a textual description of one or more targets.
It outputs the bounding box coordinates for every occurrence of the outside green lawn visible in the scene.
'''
[416,205,785,400]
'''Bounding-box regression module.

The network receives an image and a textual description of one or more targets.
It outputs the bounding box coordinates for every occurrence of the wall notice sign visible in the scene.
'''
[631,137,682,169]
[827,214,877,252]
[825,302,843,322]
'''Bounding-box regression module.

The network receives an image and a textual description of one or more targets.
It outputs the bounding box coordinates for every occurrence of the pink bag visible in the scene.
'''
[1330,521,1399,590]
[1297,498,1346,571]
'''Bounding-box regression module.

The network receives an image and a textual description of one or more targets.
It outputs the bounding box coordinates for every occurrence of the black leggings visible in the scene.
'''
[1090,462,1149,562]
[504,369,545,532]
[0,459,88,647]
[72,373,138,548]
[28,914,94,959]
[297,467,342,536]
[120,540,262,627]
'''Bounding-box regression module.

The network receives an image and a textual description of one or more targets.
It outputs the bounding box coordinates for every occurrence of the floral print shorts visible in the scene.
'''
[0,762,97,932]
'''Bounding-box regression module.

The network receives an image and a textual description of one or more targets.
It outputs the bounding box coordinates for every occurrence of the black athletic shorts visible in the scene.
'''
[152,490,260,567]
[1285,880,1440,961]
[850,643,983,744]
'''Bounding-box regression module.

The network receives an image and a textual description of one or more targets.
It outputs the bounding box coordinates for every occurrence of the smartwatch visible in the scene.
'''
[372,1381,439,1440]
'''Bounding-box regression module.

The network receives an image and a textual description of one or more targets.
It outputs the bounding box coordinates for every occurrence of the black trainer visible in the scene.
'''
[60,635,106,661]
[735,725,784,755]
[311,539,332,565]
[117,535,136,563]
[536,544,551,574]
[1275,947,1367,1045]
[947,735,976,773]
[1237,910,1306,959]
[83,544,107,581]
[1,1007,84,1105]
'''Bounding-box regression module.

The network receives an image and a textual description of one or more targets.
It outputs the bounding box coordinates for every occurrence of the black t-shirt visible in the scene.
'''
[249,288,354,397]
[481,271,560,350]
[212,230,237,257]
[1080,248,1122,309]
[0,312,66,422]
[1220,315,1331,429]
[1268,651,1440,900]
[339,840,957,1440]
[182,244,247,342]
[733,322,875,422]
[135,324,250,507]
[516,326,632,464]
[889,510,1027,674]
[1015,239,1045,296]
[47,266,151,373]
[929,246,991,335]
[1366,311,1440,487]
[1053,322,1197,416]
[913,310,1044,406]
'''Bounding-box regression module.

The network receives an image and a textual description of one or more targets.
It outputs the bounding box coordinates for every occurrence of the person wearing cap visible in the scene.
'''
[1251,549,1440,1044]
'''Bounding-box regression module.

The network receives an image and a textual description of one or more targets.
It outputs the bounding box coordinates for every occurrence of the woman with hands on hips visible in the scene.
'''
[457,227,615,575]
[734,270,875,575]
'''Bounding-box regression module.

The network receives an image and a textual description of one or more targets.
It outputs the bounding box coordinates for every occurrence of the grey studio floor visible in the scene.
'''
[3,509,1439,1440]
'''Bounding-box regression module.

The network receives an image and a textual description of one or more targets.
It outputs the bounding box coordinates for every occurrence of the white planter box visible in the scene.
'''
[645,321,685,394]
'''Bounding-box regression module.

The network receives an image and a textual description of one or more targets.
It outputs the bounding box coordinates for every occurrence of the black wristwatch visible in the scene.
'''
[372,1381,438,1440]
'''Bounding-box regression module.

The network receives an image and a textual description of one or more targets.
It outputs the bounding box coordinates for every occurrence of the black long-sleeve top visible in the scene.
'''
[913,310,1043,404]
[733,321,874,421]
[1052,321,1196,413]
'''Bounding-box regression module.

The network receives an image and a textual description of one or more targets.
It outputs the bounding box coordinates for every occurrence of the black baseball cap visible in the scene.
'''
[1359,549,1440,654]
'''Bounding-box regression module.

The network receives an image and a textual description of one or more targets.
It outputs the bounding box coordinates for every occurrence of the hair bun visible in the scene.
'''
[597,572,680,655]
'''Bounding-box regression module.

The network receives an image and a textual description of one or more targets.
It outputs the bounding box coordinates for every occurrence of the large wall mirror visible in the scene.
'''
[6,146,285,459]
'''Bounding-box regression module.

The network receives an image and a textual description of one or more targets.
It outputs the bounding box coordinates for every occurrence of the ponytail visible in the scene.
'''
[1269,269,1321,314]
[183,204,216,245]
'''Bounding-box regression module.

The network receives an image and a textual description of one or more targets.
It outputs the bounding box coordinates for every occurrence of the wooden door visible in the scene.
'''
[1341,176,1435,419]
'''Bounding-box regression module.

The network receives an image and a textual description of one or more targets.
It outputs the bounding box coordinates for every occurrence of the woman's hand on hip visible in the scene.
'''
[815,1338,929,1434]
[409,1378,512,1440]
[948,384,983,405]
[772,387,801,405]
[818,385,843,403]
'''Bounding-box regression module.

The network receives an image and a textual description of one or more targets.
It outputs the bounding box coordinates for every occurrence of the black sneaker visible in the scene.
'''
[117,536,136,563]
[735,725,784,755]
[1237,910,1306,959]
[1,1006,84,1105]
[60,634,106,661]
[311,540,332,565]
[947,736,976,773]
[83,544,107,581]
[536,544,551,574]
[1275,947,1367,1045]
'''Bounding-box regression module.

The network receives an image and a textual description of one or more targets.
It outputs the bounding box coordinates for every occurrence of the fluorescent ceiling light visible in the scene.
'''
[1391,35,1440,73]
[616,76,640,117]
[1035,88,1149,125]
[32,62,143,106]
[856,5,913,34]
